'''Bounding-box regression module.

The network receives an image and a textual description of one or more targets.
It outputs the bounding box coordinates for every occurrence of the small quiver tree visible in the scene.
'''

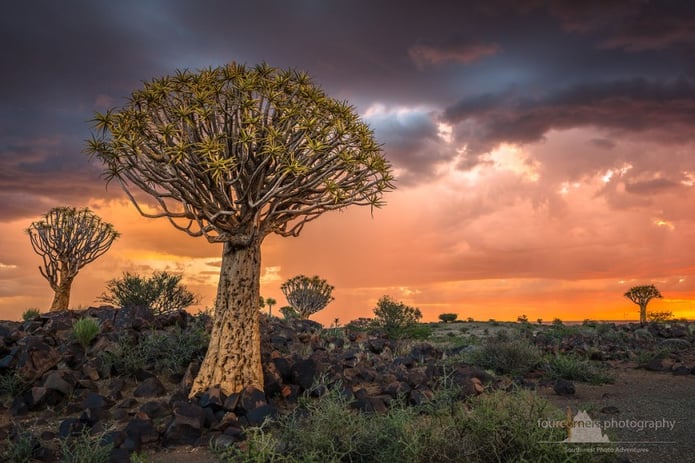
[265,297,277,317]
[281,275,334,319]
[624,284,663,325]
[86,63,394,397]
[27,207,119,311]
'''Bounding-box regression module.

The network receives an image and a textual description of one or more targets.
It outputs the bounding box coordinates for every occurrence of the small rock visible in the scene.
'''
[290,358,317,390]
[245,404,278,426]
[139,400,171,419]
[238,386,267,414]
[672,365,690,376]
[124,418,159,447]
[173,403,206,429]
[133,377,166,398]
[554,379,575,395]
[199,385,226,409]
[600,406,620,415]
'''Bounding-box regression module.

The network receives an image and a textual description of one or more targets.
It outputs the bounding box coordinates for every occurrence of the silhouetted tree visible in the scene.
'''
[281,275,334,319]
[87,63,394,396]
[27,207,119,311]
[265,297,277,317]
[624,285,663,325]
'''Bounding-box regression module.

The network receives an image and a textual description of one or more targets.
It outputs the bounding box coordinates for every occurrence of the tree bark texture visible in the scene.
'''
[189,240,263,397]
[640,303,647,325]
[50,276,73,311]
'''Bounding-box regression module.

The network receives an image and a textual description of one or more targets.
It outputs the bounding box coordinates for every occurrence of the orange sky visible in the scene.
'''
[2,128,693,325]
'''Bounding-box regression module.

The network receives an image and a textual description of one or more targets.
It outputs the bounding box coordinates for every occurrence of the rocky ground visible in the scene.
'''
[0,308,693,462]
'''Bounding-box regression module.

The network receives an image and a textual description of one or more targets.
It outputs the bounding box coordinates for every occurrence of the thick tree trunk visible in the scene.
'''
[639,303,647,325]
[189,240,263,398]
[50,275,73,311]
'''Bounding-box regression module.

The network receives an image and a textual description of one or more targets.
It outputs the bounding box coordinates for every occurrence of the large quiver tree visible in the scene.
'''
[281,274,334,319]
[624,284,663,325]
[27,207,119,311]
[87,63,394,397]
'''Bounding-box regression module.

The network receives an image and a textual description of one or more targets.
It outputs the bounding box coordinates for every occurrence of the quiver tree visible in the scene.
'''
[86,63,394,397]
[624,284,663,325]
[27,207,119,311]
[281,275,335,319]
[265,297,277,317]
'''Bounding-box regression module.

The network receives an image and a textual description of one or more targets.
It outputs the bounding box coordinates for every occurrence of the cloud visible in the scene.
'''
[409,41,500,68]
[444,78,695,157]
[363,105,456,185]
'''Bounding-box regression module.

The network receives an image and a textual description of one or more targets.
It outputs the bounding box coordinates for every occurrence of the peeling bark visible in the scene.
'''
[189,240,263,397]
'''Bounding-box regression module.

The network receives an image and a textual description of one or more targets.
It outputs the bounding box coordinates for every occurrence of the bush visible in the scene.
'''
[0,372,27,398]
[2,426,38,463]
[60,427,113,463]
[21,308,40,322]
[72,318,101,349]
[279,306,299,320]
[372,296,423,340]
[545,354,613,384]
[99,321,209,376]
[99,271,198,315]
[438,313,458,323]
[647,311,674,322]
[213,384,607,463]
[467,335,543,376]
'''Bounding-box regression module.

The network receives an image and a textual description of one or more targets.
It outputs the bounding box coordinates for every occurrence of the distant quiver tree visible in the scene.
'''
[27,207,119,311]
[624,284,663,325]
[86,63,394,397]
[281,275,335,319]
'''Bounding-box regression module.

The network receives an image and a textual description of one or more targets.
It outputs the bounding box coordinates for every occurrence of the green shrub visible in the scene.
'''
[2,427,38,463]
[72,318,101,349]
[60,427,113,463]
[100,322,209,376]
[372,296,423,340]
[213,385,607,463]
[467,336,543,376]
[99,271,198,315]
[545,354,613,384]
[345,317,374,331]
[21,308,41,322]
[438,313,458,323]
[279,306,299,320]
[0,372,27,398]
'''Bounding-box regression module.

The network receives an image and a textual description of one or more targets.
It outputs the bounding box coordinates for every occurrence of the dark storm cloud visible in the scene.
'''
[445,77,695,156]
[2,0,695,218]
[545,0,695,51]
[365,109,453,185]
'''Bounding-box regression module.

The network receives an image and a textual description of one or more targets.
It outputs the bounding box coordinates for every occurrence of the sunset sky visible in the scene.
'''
[2,1,695,324]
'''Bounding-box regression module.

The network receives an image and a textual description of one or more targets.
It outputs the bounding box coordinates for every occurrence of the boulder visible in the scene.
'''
[133,377,166,398]
[553,379,575,395]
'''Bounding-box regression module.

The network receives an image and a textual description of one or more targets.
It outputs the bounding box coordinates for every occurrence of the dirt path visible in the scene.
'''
[539,367,695,463]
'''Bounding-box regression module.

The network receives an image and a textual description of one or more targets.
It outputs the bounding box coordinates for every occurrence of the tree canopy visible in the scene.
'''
[87,62,394,247]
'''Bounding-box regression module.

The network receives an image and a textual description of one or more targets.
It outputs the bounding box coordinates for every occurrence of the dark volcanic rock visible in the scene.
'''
[16,337,62,381]
[290,358,317,390]
[238,386,267,414]
[245,404,278,426]
[554,379,576,396]
[133,377,166,398]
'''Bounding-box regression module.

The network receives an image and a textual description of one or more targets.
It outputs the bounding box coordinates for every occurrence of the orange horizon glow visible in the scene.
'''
[1,134,694,327]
